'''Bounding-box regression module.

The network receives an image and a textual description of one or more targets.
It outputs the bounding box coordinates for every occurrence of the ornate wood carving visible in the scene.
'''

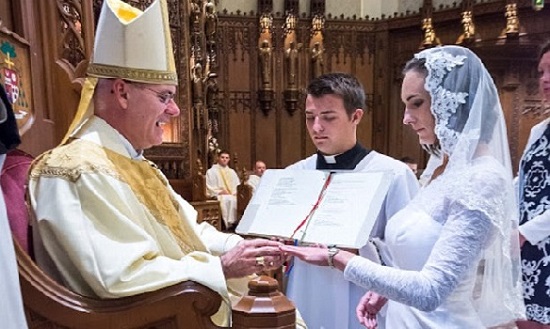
[236,176,253,222]
[456,0,481,45]
[308,12,325,97]
[57,1,86,68]
[258,9,274,115]
[323,22,375,65]
[212,1,550,171]
[229,91,252,114]
[283,11,300,114]
[257,89,274,116]
[257,0,273,14]
[146,144,187,179]
[310,0,326,17]
[522,66,549,118]
[503,2,521,37]
[222,21,253,61]
[189,0,222,171]
[419,0,441,49]
[522,100,549,117]
[284,0,298,13]
[36,0,93,143]
[192,200,222,230]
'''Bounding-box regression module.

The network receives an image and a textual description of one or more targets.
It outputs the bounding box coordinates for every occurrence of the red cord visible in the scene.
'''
[289,173,333,240]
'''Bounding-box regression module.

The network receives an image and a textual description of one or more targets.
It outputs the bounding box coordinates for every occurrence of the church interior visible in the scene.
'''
[1,0,549,328]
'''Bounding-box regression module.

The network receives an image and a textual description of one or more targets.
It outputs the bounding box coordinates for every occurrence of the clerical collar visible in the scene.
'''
[316,143,370,170]
[115,130,144,160]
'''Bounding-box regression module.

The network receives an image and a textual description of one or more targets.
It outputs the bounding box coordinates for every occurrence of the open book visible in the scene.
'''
[235,169,393,248]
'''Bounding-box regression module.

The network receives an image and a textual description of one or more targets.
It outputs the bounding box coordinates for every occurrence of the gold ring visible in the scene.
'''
[255,256,265,266]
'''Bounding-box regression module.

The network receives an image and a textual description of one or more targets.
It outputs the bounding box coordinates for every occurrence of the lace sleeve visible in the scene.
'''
[344,167,504,311]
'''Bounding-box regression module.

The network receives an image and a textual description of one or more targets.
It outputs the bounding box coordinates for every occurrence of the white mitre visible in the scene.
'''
[63,0,177,143]
[87,0,177,84]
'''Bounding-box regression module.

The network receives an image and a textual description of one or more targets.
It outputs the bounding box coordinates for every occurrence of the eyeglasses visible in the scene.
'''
[143,87,176,105]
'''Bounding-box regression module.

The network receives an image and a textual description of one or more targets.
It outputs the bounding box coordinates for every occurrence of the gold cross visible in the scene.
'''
[3,53,14,69]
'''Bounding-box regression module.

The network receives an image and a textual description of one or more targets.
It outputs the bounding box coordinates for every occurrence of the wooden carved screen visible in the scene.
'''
[384,0,550,171]
[213,0,550,174]
[215,10,377,170]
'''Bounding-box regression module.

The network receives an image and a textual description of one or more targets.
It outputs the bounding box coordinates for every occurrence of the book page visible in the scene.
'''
[300,171,391,248]
[236,169,328,238]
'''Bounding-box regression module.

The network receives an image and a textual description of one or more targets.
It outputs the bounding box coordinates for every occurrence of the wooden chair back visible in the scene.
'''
[192,158,209,201]
[236,167,253,222]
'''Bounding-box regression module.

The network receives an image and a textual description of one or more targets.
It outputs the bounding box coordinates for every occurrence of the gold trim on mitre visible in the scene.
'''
[62,0,177,143]
[86,63,177,83]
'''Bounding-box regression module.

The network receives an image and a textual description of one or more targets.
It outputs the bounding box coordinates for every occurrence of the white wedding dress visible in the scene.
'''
[345,156,513,328]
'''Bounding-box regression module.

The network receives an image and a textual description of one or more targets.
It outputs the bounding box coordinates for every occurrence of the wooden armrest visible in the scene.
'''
[15,239,224,329]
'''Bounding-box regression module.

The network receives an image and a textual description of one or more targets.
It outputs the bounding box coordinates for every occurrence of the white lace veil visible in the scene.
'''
[413,45,525,326]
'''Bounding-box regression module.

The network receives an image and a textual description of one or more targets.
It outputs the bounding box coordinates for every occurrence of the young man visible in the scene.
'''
[285,73,419,329]
[27,1,297,327]
[206,150,240,229]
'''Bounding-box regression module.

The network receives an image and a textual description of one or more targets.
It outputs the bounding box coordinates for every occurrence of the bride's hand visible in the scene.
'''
[279,245,330,266]
[356,291,387,329]
[279,244,355,269]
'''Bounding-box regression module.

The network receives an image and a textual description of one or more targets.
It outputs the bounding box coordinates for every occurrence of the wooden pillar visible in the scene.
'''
[232,275,295,328]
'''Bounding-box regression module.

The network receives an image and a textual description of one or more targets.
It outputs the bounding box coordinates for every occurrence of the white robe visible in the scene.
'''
[344,156,521,328]
[206,164,240,227]
[29,117,244,326]
[0,154,29,329]
[247,174,261,192]
[285,151,419,329]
